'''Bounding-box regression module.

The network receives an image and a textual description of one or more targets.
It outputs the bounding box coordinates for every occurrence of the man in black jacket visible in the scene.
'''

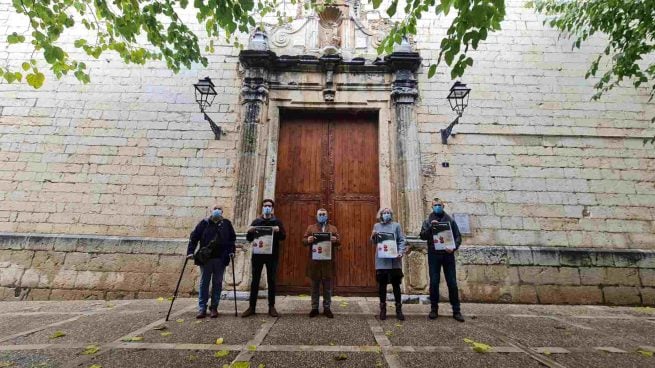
[187,205,236,319]
[241,199,286,317]
[419,197,464,322]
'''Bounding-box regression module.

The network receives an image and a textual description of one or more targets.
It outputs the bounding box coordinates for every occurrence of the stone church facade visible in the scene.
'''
[0,0,654,304]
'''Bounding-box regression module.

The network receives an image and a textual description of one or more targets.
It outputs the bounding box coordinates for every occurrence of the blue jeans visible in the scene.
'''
[198,257,226,312]
[428,252,461,313]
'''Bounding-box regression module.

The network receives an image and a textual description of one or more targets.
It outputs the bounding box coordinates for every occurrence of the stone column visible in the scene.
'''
[234,33,277,229]
[387,46,423,235]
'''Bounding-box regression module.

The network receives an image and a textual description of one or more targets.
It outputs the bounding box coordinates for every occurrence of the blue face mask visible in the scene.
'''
[263,206,273,215]
[433,205,444,215]
[382,213,392,222]
[212,209,223,218]
[317,214,328,223]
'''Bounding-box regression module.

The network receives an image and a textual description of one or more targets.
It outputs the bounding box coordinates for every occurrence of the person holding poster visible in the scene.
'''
[419,197,464,322]
[241,199,286,318]
[370,207,406,321]
[186,205,236,319]
[302,208,340,318]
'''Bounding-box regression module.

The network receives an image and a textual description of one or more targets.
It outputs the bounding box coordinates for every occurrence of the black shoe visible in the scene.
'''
[395,303,405,321]
[309,309,319,318]
[196,310,207,319]
[379,303,387,321]
[453,312,465,322]
[268,306,279,318]
[324,308,334,318]
[241,307,256,318]
[209,308,218,318]
[428,307,438,320]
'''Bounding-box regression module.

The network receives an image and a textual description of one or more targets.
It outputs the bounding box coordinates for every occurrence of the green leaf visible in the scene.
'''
[334,353,348,361]
[372,0,383,8]
[7,32,25,44]
[49,331,66,339]
[428,64,437,78]
[21,62,30,71]
[80,345,100,355]
[214,350,229,358]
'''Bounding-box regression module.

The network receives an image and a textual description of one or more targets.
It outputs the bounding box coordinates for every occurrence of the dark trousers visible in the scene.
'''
[428,252,461,313]
[249,255,278,308]
[376,270,403,304]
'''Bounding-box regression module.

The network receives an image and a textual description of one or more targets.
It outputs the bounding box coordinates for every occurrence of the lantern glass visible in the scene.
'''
[193,77,217,111]
[447,81,471,116]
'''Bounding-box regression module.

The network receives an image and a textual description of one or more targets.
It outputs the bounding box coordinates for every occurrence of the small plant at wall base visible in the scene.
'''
[529,0,655,129]
[1,0,506,88]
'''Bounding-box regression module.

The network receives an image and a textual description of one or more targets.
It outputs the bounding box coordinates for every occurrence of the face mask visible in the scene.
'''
[382,213,392,222]
[433,205,444,215]
[212,209,223,218]
[263,206,273,215]
[317,214,328,223]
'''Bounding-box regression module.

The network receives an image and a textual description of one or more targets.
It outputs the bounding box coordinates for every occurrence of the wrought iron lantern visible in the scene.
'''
[441,81,471,144]
[193,77,223,139]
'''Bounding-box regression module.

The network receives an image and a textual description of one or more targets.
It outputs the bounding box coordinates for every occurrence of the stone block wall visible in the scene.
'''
[2,233,653,305]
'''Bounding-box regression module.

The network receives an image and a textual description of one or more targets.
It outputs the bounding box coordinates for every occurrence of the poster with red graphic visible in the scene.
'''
[431,222,456,251]
[252,226,274,255]
[376,232,398,259]
[312,232,332,261]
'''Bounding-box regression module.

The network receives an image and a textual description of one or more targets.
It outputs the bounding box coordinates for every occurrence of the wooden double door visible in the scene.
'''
[275,110,379,294]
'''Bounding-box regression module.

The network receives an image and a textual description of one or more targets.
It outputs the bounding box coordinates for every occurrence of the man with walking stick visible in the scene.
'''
[186,205,236,319]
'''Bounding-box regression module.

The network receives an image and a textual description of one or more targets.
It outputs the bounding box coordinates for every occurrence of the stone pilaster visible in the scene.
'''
[387,51,423,235]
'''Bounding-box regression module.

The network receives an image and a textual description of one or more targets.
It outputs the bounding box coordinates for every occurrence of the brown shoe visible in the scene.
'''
[210,308,218,318]
[241,307,256,318]
[196,310,207,319]
[309,309,319,318]
[324,308,334,319]
[268,306,279,318]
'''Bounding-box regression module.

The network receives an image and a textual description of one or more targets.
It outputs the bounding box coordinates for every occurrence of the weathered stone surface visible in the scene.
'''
[536,285,603,304]
[458,246,508,265]
[405,250,428,291]
[579,267,604,285]
[506,246,533,265]
[559,249,593,267]
[602,286,642,305]
[640,287,655,305]
[603,268,640,286]
[531,248,560,266]
[640,269,655,287]
[518,266,580,285]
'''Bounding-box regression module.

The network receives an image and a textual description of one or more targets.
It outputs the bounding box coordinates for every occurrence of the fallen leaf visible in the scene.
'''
[231,362,250,368]
[339,302,348,307]
[176,319,184,323]
[160,331,172,337]
[543,350,551,356]
[463,338,491,353]
[634,307,654,314]
[80,345,99,355]
[214,350,229,358]
[49,331,66,339]
[187,354,197,362]
[156,297,164,302]
[89,365,102,368]
[215,337,224,345]
[0,362,15,368]
[385,330,393,337]
[247,345,257,351]
[395,323,402,328]
[167,296,174,301]
[329,342,335,346]
[257,364,265,368]
[298,294,310,299]
[153,326,167,331]
[334,353,348,361]
[375,360,384,367]
[121,336,144,342]
[194,320,202,324]
[637,349,653,357]
[105,303,114,309]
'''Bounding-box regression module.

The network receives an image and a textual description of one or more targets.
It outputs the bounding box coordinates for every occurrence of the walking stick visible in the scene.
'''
[230,253,238,316]
[166,256,190,322]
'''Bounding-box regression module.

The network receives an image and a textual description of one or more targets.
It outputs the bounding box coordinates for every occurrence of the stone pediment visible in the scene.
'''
[266,0,392,60]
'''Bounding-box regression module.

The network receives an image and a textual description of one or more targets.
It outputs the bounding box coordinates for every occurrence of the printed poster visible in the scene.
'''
[431,222,456,251]
[376,232,398,258]
[312,232,332,261]
[252,226,274,255]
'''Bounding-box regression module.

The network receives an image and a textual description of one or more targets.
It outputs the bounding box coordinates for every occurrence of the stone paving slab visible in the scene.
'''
[0,349,78,368]
[141,311,269,345]
[551,352,655,368]
[6,310,157,345]
[0,315,78,340]
[250,351,388,368]
[85,348,238,368]
[262,314,376,346]
[398,352,544,368]
[378,315,506,348]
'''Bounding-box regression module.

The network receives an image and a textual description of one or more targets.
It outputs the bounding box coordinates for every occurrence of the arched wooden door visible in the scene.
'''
[275,109,379,294]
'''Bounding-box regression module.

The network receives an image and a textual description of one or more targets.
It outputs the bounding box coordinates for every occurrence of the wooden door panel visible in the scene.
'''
[276,199,320,288]
[332,200,378,289]
[276,118,327,195]
[332,116,379,195]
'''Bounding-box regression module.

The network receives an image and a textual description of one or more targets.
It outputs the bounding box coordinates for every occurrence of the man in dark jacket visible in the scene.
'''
[419,197,464,322]
[241,199,286,318]
[187,205,236,319]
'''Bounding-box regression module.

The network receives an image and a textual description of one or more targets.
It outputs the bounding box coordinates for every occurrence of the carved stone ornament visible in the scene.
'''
[318,6,343,48]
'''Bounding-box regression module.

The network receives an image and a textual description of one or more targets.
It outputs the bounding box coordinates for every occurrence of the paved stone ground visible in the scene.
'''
[1,297,654,368]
